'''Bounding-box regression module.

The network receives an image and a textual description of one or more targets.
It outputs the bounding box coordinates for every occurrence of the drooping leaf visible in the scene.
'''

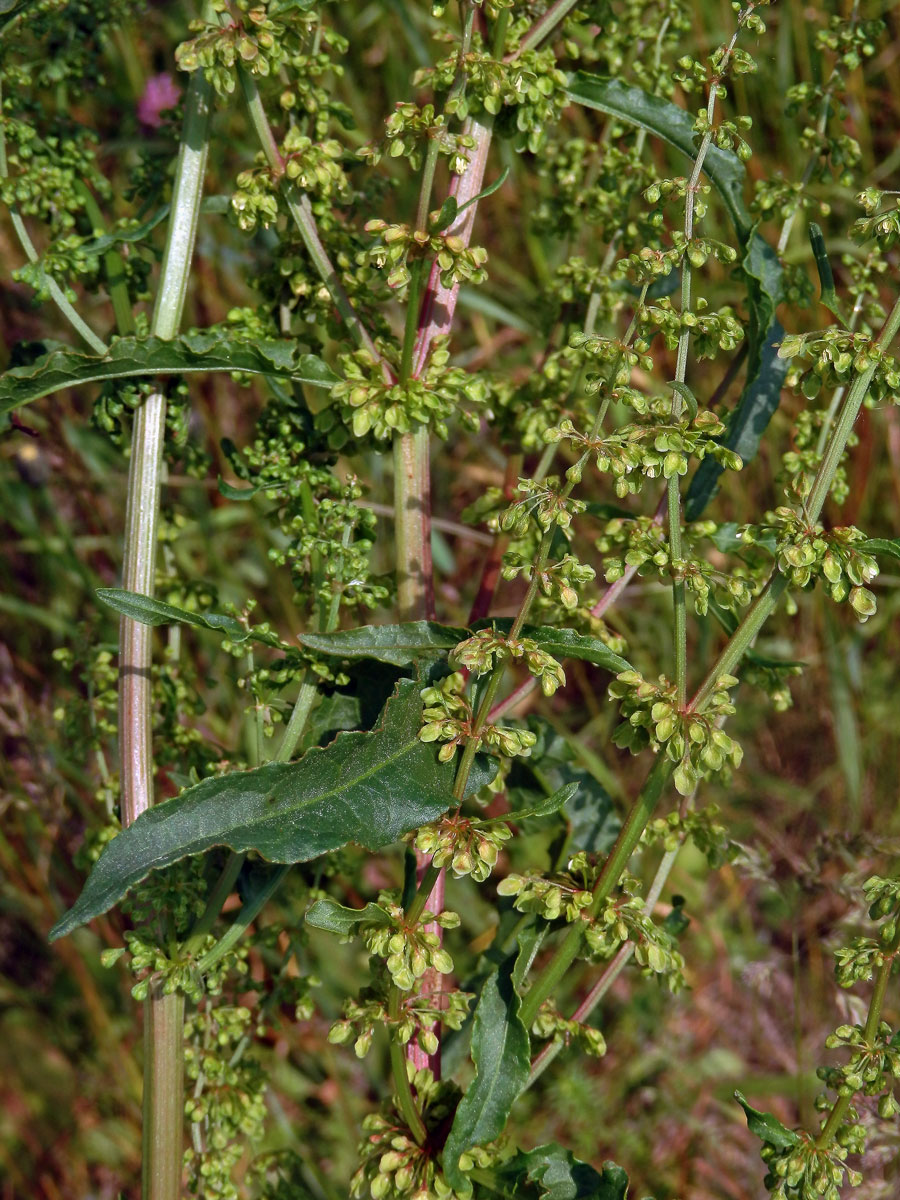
[734,1090,800,1149]
[456,166,510,216]
[808,222,850,326]
[96,588,287,648]
[304,898,391,935]
[49,679,467,941]
[860,537,900,561]
[217,478,266,500]
[0,329,338,418]
[442,954,530,1194]
[492,1144,630,1200]
[669,379,698,419]
[430,195,459,233]
[299,621,469,668]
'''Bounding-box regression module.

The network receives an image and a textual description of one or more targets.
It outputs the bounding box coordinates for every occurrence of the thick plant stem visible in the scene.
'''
[394,424,435,621]
[142,982,185,1200]
[118,68,212,1200]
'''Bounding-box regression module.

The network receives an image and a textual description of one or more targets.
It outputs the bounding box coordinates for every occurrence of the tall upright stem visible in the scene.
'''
[117,68,213,1200]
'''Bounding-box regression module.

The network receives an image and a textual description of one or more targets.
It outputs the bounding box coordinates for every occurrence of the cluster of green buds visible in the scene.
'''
[548,406,741,497]
[778,328,900,405]
[596,515,753,614]
[609,670,742,796]
[644,176,712,223]
[616,233,738,284]
[760,1134,862,1200]
[328,339,485,441]
[184,1001,268,1200]
[497,477,587,537]
[496,869,593,923]
[102,922,249,1005]
[852,188,900,251]
[414,815,511,883]
[359,899,456,992]
[359,102,475,174]
[639,298,745,358]
[232,134,349,234]
[0,117,105,233]
[364,218,488,292]
[531,1000,607,1059]
[418,671,475,763]
[642,805,740,870]
[449,628,566,698]
[415,41,568,152]
[833,875,900,988]
[176,0,307,97]
[351,1068,497,1200]
[329,976,472,1060]
[500,552,596,611]
[741,509,879,621]
[819,1022,900,1110]
[779,408,855,506]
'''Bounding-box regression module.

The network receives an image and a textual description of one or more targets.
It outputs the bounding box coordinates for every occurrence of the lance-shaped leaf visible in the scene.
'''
[298,621,469,668]
[96,588,286,648]
[734,1090,800,1150]
[304,898,391,935]
[442,947,531,1193]
[490,781,578,824]
[0,329,338,419]
[483,622,632,675]
[860,537,900,561]
[50,679,466,941]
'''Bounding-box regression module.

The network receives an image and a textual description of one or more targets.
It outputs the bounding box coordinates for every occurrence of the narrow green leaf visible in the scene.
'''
[520,625,632,676]
[96,588,285,649]
[734,1090,800,1149]
[492,781,578,824]
[0,329,338,418]
[298,621,469,668]
[217,478,265,500]
[442,955,530,1194]
[50,679,464,941]
[669,379,698,419]
[457,166,510,216]
[808,222,850,326]
[860,537,900,561]
[304,898,391,935]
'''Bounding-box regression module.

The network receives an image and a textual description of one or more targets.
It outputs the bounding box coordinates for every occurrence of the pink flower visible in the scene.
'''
[137,74,181,128]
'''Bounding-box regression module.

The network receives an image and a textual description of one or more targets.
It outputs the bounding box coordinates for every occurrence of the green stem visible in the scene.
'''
[388,987,428,1145]
[142,983,185,1200]
[393,424,434,620]
[183,852,246,957]
[196,866,292,974]
[518,752,675,1029]
[511,0,578,56]
[816,928,900,1149]
[75,181,136,336]
[116,67,212,1200]
[276,674,319,764]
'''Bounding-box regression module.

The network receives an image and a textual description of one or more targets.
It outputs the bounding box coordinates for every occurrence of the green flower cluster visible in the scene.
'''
[496,476,587,537]
[364,218,488,292]
[609,670,742,796]
[232,133,350,234]
[184,1002,268,1200]
[778,328,900,404]
[642,804,741,869]
[415,815,512,883]
[852,188,900,253]
[351,1068,497,1200]
[741,509,878,621]
[639,297,745,358]
[359,900,456,992]
[500,551,596,612]
[596,514,753,614]
[359,102,475,175]
[415,39,569,152]
[328,339,486,441]
[329,972,472,1059]
[418,671,537,763]
[779,407,856,506]
[449,628,566,697]
[760,1135,862,1200]
[531,1000,607,1059]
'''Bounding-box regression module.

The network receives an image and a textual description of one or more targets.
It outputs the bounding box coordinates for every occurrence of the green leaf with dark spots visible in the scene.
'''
[50,679,465,941]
